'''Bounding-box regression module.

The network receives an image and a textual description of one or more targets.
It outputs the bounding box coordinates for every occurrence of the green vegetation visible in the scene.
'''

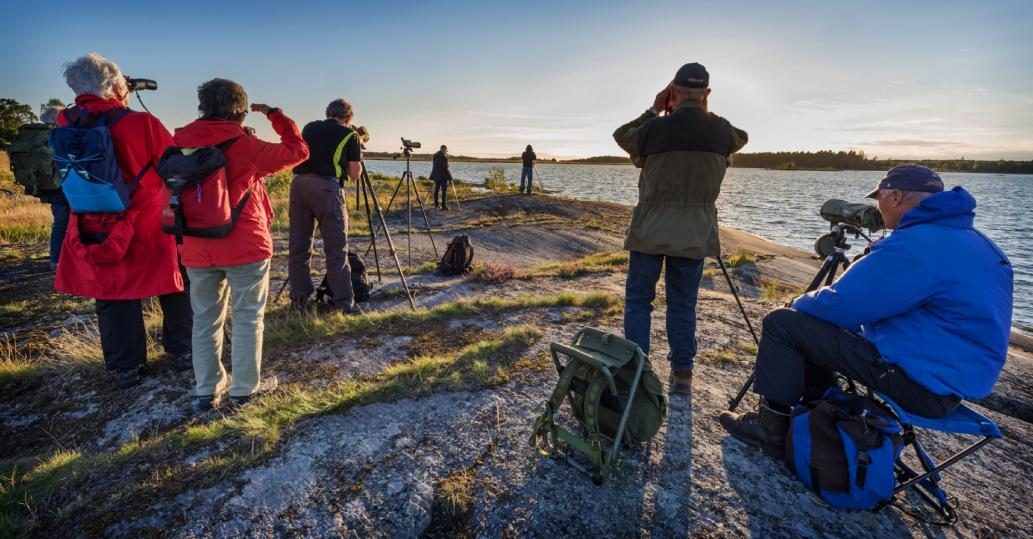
[483,167,515,193]
[524,251,629,279]
[0,171,52,244]
[0,99,37,148]
[732,149,1033,174]
[759,280,803,303]
[725,249,756,268]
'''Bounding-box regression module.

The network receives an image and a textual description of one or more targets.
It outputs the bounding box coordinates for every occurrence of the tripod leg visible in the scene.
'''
[360,172,383,282]
[409,174,440,258]
[719,257,761,411]
[448,178,461,209]
[406,171,412,269]
[364,174,406,257]
[365,172,417,311]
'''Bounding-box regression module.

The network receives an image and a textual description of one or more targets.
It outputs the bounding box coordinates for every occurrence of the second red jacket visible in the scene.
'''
[171,110,309,268]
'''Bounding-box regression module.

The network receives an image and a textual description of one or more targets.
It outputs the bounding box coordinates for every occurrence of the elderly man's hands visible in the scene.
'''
[652,85,672,114]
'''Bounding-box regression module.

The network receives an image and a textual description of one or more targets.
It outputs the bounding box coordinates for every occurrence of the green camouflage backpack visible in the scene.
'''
[8,123,60,195]
[531,328,668,484]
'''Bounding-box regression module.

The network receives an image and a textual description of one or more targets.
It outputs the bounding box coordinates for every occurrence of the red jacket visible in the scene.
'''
[171,110,308,267]
[54,95,182,300]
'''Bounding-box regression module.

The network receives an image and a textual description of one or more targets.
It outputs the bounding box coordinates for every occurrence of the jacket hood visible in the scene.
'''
[898,186,976,230]
[173,119,246,148]
[74,94,127,112]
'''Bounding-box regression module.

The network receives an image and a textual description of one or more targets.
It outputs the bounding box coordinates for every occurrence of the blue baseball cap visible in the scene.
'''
[865,165,944,199]
[673,62,709,88]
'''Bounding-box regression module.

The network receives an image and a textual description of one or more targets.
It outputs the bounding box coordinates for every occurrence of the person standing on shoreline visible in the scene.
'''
[430,144,452,210]
[520,144,536,194]
[613,62,749,395]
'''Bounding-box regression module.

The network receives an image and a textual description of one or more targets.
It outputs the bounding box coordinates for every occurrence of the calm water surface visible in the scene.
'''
[365,160,1032,333]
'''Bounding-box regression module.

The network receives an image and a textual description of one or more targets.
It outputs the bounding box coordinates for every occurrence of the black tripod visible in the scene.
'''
[366,141,438,268]
[726,223,868,410]
[276,162,418,311]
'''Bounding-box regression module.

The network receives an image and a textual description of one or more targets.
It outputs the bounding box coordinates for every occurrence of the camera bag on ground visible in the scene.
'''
[49,108,149,213]
[156,137,247,244]
[8,123,61,195]
[530,328,668,484]
[438,234,474,276]
[314,251,371,305]
[786,386,904,510]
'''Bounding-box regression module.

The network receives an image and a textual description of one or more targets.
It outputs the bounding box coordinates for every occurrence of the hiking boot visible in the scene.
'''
[228,376,279,411]
[719,399,790,459]
[172,351,193,372]
[671,368,693,394]
[338,302,361,315]
[291,297,311,314]
[194,376,231,413]
[116,367,142,389]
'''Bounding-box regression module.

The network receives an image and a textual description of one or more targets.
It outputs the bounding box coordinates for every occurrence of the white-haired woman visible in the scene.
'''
[53,52,193,388]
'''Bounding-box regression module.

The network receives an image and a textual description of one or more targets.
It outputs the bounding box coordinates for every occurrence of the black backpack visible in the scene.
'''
[315,250,371,304]
[438,234,474,276]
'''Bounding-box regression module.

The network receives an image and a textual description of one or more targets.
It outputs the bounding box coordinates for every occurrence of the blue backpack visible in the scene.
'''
[786,387,904,510]
[49,107,151,213]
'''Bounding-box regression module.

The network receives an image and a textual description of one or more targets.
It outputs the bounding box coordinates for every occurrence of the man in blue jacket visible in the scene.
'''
[719,165,1013,459]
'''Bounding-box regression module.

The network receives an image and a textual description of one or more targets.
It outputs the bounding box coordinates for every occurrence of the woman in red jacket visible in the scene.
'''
[54,53,192,388]
[172,79,309,411]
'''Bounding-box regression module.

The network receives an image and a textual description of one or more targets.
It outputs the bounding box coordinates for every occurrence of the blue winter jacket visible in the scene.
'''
[792,187,1013,399]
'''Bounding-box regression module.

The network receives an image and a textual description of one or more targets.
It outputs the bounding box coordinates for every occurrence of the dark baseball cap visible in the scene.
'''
[865,165,944,199]
[673,62,709,88]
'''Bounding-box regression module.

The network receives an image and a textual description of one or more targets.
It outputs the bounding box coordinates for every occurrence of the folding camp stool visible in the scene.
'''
[529,328,646,484]
[871,391,1003,524]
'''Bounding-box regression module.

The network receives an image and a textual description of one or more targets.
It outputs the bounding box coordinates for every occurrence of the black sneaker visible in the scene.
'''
[173,352,193,372]
[338,302,361,315]
[194,394,218,412]
[228,376,279,412]
[116,367,142,389]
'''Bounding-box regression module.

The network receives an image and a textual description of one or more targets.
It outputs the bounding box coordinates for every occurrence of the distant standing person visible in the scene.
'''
[520,144,536,194]
[613,62,748,395]
[289,98,363,314]
[430,144,452,210]
[37,106,69,270]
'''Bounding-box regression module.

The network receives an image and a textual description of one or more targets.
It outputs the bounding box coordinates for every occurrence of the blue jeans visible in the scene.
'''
[49,197,70,266]
[520,165,533,193]
[623,251,705,370]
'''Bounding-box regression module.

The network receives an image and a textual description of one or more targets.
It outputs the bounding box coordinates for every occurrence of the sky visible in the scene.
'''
[2,0,1032,160]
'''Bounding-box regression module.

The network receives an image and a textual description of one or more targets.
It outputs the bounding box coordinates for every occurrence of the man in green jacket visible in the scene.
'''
[613,62,748,394]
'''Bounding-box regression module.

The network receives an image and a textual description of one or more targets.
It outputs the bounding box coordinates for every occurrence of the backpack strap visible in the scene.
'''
[217,136,243,152]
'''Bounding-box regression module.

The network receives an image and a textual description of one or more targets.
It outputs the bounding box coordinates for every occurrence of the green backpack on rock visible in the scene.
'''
[531,328,668,484]
[8,123,60,195]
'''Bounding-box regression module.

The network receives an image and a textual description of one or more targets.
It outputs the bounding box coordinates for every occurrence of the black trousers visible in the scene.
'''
[753,308,960,418]
[95,287,193,372]
[433,178,449,207]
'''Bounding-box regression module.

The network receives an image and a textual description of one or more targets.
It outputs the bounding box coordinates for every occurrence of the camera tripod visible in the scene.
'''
[275,163,418,311]
[726,223,867,411]
[365,145,438,269]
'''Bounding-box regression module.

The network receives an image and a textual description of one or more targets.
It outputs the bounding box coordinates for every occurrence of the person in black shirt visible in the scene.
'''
[430,145,452,210]
[288,98,363,314]
[520,144,536,194]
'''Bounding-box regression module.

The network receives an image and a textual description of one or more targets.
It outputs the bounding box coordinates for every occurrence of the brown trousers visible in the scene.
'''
[288,173,353,306]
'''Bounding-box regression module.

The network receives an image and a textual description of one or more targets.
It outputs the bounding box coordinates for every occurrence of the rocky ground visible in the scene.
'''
[1,192,1031,538]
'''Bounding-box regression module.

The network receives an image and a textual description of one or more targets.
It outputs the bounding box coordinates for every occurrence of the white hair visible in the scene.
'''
[902,190,934,204]
[63,52,125,98]
[40,105,64,125]
[671,83,708,102]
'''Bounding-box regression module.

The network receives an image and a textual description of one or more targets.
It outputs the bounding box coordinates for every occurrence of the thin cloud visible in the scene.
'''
[862,139,964,147]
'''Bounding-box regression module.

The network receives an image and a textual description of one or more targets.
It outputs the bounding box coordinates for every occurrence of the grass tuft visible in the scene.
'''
[465,261,520,285]
[725,249,756,268]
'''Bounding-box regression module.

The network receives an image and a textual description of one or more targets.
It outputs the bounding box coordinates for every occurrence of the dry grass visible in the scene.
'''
[0,186,52,244]
[725,249,756,268]
[759,279,803,303]
[524,251,628,279]
[465,261,520,284]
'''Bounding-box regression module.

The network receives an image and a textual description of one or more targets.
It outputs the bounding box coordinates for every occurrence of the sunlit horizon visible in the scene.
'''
[3,0,1031,161]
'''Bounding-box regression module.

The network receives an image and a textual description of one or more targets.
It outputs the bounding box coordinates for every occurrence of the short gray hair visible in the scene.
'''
[63,52,125,98]
[326,98,353,119]
[40,105,65,125]
[671,83,708,102]
[902,190,934,204]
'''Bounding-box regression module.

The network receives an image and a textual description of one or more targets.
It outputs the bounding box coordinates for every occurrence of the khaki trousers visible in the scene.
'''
[187,258,270,397]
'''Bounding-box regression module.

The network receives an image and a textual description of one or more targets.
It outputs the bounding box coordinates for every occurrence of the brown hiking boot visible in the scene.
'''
[719,399,790,459]
[671,368,693,394]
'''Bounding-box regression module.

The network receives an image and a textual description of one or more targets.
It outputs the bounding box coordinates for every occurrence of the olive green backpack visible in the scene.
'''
[8,123,60,195]
[530,328,668,484]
